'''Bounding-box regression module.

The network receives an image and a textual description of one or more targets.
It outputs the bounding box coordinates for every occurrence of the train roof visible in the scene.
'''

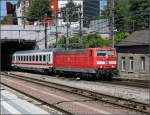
[13,48,64,55]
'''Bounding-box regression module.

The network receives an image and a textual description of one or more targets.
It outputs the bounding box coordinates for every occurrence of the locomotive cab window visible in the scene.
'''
[97,50,115,56]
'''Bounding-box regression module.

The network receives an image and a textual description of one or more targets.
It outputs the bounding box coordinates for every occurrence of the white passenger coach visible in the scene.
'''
[11,48,62,72]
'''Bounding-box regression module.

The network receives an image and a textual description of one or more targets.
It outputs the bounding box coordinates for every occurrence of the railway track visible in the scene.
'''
[101,78,149,88]
[14,70,149,88]
[1,72,149,114]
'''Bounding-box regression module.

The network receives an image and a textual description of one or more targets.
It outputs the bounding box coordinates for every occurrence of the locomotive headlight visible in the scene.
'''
[100,66,102,68]
[112,65,114,68]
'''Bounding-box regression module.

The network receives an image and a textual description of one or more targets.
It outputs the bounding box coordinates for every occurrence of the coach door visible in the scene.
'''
[46,54,51,65]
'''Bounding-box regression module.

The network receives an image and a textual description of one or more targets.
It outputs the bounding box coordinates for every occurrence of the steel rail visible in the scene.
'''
[0,74,72,115]
[101,79,149,88]
[1,72,149,114]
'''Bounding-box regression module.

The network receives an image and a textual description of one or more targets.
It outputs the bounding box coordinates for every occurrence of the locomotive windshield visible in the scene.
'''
[97,50,115,56]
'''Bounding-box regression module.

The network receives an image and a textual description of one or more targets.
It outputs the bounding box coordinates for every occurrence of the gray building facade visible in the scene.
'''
[116,30,150,79]
[83,0,100,27]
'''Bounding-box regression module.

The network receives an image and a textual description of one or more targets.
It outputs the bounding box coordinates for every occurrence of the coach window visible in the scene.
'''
[21,56,23,61]
[30,55,32,61]
[141,57,145,71]
[31,56,33,61]
[19,56,20,61]
[43,55,46,62]
[39,55,42,61]
[129,57,134,71]
[121,57,126,71]
[29,56,31,61]
[12,56,14,61]
[32,55,35,61]
[27,56,28,61]
[49,54,51,62]
[36,55,38,61]
[24,56,25,61]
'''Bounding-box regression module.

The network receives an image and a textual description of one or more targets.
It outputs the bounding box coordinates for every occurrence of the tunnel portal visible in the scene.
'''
[1,39,36,70]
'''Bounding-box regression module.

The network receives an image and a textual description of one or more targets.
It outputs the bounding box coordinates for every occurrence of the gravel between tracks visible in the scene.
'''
[11,71,149,104]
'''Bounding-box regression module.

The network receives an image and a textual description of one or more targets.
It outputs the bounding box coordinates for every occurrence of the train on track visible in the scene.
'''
[11,47,118,79]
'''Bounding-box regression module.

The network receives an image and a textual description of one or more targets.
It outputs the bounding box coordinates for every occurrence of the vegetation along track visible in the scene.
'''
[1,72,149,114]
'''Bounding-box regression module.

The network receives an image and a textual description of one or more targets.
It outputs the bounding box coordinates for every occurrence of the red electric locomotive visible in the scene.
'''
[54,47,118,79]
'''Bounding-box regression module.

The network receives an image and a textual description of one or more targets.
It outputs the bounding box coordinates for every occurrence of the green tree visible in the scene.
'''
[129,0,150,31]
[0,17,7,24]
[114,0,130,32]
[60,0,79,22]
[114,32,129,44]
[28,0,52,21]
[101,0,150,33]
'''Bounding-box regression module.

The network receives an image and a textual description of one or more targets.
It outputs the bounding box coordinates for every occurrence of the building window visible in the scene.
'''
[141,57,145,71]
[121,57,125,71]
[129,57,134,71]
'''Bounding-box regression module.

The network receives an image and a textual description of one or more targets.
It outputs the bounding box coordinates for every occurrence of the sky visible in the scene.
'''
[1,0,17,17]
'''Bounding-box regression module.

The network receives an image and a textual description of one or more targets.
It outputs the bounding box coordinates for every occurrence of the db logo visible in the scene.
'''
[105,61,109,64]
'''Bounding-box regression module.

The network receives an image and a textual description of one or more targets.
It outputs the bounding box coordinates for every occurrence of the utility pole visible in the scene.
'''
[66,8,69,50]
[55,12,58,47]
[79,5,82,48]
[22,0,26,28]
[44,14,48,49]
[149,5,150,97]
[108,0,115,48]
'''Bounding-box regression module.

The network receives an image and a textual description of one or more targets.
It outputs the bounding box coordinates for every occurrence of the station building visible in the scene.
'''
[116,30,150,80]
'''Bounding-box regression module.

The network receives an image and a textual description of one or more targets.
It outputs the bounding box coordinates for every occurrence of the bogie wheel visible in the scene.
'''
[96,71,101,80]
